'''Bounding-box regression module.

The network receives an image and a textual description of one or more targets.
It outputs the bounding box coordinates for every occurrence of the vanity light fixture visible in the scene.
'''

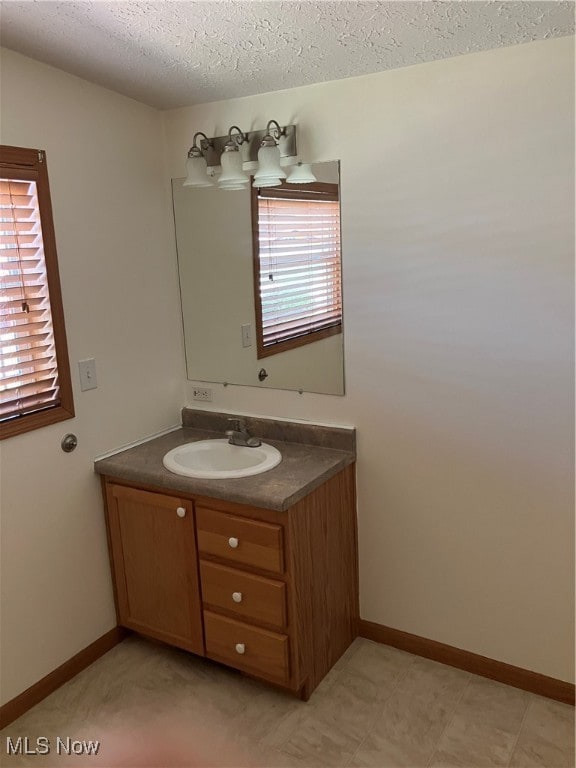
[183,132,214,188]
[183,121,315,191]
[218,126,250,190]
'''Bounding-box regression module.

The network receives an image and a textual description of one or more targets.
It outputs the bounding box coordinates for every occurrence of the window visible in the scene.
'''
[251,181,342,359]
[0,145,74,439]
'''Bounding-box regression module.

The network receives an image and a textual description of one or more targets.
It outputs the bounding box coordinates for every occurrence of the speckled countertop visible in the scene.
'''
[94,412,355,512]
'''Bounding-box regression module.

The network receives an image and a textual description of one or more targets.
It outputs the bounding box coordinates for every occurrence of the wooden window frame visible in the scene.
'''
[0,145,74,439]
[251,181,342,360]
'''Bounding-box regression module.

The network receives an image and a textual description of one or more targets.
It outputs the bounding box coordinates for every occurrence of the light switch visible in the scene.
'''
[78,358,97,391]
[241,323,252,348]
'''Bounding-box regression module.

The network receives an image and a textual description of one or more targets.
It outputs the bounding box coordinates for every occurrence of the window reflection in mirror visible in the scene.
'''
[171,161,344,395]
[251,181,342,360]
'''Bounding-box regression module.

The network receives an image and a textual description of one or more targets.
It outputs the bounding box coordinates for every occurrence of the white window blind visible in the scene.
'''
[256,186,342,352]
[0,177,61,421]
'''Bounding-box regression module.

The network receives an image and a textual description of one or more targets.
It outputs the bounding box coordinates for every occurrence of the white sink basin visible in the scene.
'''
[163,438,282,479]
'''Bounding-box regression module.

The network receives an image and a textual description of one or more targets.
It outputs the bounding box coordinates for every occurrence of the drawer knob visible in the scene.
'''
[235,643,245,655]
[232,592,243,603]
[176,507,186,518]
[228,537,239,549]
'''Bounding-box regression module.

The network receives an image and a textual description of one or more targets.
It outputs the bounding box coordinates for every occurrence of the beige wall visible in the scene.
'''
[0,49,184,704]
[163,37,575,682]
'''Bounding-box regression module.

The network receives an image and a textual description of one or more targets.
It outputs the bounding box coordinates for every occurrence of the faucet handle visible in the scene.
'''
[227,418,243,431]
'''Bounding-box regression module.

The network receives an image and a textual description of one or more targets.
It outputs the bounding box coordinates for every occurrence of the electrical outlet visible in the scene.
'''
[192,387,212,402]
[78,358,97,391]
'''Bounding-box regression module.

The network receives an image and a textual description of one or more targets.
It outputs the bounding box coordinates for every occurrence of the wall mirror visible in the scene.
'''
[172,160,344,395]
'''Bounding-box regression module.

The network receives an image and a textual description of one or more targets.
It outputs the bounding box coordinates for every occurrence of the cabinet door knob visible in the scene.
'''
[176,507,186,518]
[228,537,239,548]
[235,643,245,655]
[232,592,243,603]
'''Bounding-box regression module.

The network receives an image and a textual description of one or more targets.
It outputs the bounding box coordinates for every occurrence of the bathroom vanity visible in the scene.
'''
[95,410,358,700]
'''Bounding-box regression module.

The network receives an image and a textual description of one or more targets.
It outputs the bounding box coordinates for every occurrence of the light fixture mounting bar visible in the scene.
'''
[201,125,296,169]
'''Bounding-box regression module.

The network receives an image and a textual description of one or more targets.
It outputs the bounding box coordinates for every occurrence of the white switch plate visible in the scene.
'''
[241,323,252,348]
[192,387,212,402]
[78,358,97,391]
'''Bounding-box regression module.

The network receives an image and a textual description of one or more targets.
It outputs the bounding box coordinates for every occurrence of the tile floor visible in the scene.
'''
[1,636,573,768]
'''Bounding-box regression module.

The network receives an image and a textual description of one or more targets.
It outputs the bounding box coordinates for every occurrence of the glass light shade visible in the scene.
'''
[254,144,286,184]
[286,162,317,184]
[183,155,213,188]
[218,149,249,186]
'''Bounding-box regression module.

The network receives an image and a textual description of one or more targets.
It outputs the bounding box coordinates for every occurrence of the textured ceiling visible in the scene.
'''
[1,1,574,109]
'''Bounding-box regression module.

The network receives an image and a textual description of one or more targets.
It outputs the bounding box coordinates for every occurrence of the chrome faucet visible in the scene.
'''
[225,418,262,448]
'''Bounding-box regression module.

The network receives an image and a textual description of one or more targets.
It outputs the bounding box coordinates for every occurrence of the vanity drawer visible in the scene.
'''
[196,507,284,574]
[204,610,289,684]
[200,560,286,629]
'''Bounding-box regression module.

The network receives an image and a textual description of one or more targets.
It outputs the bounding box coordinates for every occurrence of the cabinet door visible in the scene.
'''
[106,484,203,655]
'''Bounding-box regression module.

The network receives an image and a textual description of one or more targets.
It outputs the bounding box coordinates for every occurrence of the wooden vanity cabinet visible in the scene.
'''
[102,463,358,699]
